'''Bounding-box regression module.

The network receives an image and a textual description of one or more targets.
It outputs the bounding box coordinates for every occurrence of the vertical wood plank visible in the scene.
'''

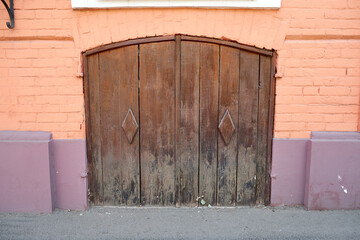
[87,53,103,205]
[174,35,181,206]
[217,46,240,206]
[99,49,121,205]
[256,55,271,205]
[265,54,277,205]
[140,41,176,206]
[118,45,140,205]
[179,41,200,206]
[237,51,259,205]
[198,43,219,205]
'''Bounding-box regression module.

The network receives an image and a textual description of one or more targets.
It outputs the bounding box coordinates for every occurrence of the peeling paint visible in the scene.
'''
[340,185,348,194]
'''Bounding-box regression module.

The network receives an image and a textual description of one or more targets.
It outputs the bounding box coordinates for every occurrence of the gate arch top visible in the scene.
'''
[82,35,274,57]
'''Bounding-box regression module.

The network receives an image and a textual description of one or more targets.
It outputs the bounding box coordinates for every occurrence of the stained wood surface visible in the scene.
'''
[85,37,274,207]
[174,35,181,206]
[179,41,200,206]
[265,54,277,205]
[237,51,259,205]
[256,55,271,205]
[117,46,140,205]
[217,46,240,206]
[139,42,176,205]
[87,53,103,205]
[99,49,120,205]
[198,43,219,206]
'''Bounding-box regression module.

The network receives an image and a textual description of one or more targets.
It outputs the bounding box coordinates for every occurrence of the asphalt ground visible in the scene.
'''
[1,206,360,240]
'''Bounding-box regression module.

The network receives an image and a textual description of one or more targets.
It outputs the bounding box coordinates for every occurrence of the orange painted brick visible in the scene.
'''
[344,114,359,122]
[15,87,41,96]
[275,104,308,114]
[308,105,358,114]
[36,96,67,105]
[35,10,53,19]
[20,122,38,130]
[325,123,358,131]
[17,113,37,122]
[275,122,306,131]
[59,104,83,113]
[274,114,293,122]
[13,41,30,49]
[347,68,360,76]
[319,87,350,96]
[67,113,83,123]
[349,86,359,96]
[285,68,346,77]
[276,86,303,96]
[66,96,84,105]
[307,123,326,131]
[341,49,360,58]
[321,114,344,123]
[324,49,341,58]
[39,87,58,95]
[6,49,38,59]
[289,131,311,139]
[290,48,325,59]
[303,87,319,96]
[38,113,67,123]
[30,41,64,49]
[273,132,291,138]
[275,96,294,104]
[15,10,36,19]
[17,96,35,105]
[291,113,324,122]
[23,0,56,10]
[65,131,85,139]
[325,9,360,19]
[57,86,83,95]
[348,0,360,9]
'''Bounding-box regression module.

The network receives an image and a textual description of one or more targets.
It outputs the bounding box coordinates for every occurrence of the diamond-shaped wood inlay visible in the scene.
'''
[218,110,235,146]
[122,108,139,144]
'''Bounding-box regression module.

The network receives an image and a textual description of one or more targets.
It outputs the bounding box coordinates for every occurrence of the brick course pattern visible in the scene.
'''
[0,0,359,139]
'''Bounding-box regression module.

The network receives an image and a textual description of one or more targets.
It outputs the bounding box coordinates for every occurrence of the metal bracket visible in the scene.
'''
[1,0,14,29]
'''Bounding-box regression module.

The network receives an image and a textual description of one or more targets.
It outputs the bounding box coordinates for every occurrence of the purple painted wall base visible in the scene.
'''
[270,139,308,206]
[52,139,88,210]
[271,132,360,210]
[304,132,360,210]
[0,131,87,213]
[0,131,54,213]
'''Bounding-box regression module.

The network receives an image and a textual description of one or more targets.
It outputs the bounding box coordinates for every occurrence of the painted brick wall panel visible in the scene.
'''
[0,0,359,138]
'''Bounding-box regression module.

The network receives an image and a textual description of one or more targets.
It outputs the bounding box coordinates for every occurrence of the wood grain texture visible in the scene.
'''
[140,41,176,206]
[179,41,200,206]
[217,46,240,206]
[85,37,274,207]
[265,54,277,205]
[99,49,122,205]
[117,45,140,205]
[198,43,219,206]
[237,51,259,205]
[256,55,271,205]
[87,53,103,205]
[174,35,181,206]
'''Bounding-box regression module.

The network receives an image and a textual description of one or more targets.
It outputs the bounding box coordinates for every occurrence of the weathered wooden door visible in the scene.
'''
[84,35,275,207]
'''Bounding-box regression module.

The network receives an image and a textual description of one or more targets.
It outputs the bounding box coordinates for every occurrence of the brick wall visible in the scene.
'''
[276,40,360,138]
[0,0,359,139]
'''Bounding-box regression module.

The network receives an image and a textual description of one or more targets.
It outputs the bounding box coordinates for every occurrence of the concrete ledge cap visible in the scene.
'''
[0,131,52,141]
[311,131,360,140]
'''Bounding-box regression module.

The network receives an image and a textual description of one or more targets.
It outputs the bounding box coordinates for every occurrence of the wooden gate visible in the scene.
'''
[83,35,275,206]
